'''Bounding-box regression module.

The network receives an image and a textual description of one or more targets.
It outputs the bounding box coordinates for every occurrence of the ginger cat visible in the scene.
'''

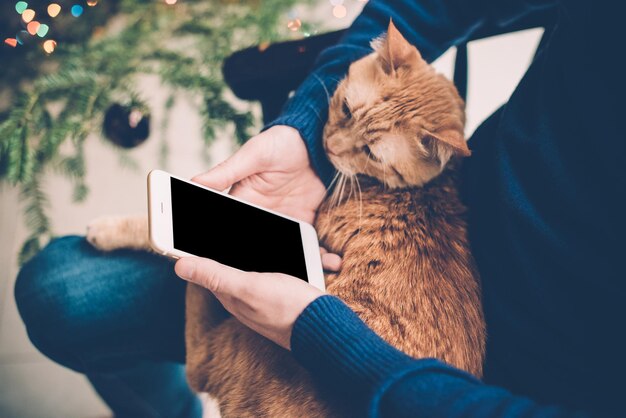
[87,22,485,417]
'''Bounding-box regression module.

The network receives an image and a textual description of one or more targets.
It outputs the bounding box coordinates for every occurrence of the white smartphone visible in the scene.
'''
[147,169,325,290]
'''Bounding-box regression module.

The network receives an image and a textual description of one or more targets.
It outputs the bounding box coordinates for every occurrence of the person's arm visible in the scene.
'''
[293,296,588,418]
[265,0,552,185]
[172,249,589,417]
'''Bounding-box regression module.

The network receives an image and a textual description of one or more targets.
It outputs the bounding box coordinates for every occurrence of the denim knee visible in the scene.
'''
[14,236,93,370]
[15,234,186,372]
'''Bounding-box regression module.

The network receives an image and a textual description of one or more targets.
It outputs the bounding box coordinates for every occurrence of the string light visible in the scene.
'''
[27,21,41,35]
[287,18,301,31]
[332,4,347,18]
[6,0,101,53]
[258,41,270,52]
[71,4,84,17]
[22,9,35,23]
[47,3,61,18]
[16,30,29,45]
[37,24,50,37]
[165,0,177,4]
[15,1,28,14]
[43,39,57,54]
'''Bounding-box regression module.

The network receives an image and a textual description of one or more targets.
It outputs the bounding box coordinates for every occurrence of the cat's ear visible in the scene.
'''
[423,129,471,160]
[374,20,421,75]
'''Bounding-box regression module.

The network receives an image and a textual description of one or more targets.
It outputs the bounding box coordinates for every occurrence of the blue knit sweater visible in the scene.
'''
[268,0,625,416]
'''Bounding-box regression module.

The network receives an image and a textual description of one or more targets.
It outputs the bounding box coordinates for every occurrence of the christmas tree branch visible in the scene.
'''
[0,0,310,264]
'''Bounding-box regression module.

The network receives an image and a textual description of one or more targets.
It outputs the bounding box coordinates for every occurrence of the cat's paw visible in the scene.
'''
[86,215,149,251]
[86,216,129,251]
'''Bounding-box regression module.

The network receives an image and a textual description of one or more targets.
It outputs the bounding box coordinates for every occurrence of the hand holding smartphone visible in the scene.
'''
[147,170,325,290]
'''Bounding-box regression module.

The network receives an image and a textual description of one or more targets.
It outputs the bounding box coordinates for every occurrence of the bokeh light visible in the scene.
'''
[22,9,35,23]
[27,21,41,35]
[4,38,18,48]
[15,1,28,14]
[258,41,270,52]
[71,4,83,17]
[47,3,61,17]
[332,4,347,18]
[16,30,29,45]
[43,39,57,54]
[87,0,98,6]
[37,23,49,37]
[287,18,301,31]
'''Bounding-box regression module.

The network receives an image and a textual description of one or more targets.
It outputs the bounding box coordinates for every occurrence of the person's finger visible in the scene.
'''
[191,139,266,191]
[320,247,327,255]
[175,257,246,295]
[321,252,342,272]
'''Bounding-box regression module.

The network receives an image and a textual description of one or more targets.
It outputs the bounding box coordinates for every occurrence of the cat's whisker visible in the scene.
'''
[312,74,332,106]
[380,155,388,189]
[354,175,363,230]
[338,173,347,206]
[336,174,345,207]
[330,175,339,208]
[324,171,342,216]
[326,171,341,194]
[347,175,355,203]
[362,150,373,172]
[328,180,337,210]
[381,154,392,190]
[329,173,345,210]
[340,173,349,206]
[334,175,343,208]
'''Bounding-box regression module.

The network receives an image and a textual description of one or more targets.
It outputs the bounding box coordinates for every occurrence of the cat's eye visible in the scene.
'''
[342,100,352,119]
[363,145,381,162]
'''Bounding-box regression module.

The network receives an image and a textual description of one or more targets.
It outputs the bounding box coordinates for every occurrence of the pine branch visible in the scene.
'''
[1,0,314,264]
[18,172,51,265]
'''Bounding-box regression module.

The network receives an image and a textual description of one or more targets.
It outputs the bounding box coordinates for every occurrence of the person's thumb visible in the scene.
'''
[192,138,265,191]
[175,257,245,295]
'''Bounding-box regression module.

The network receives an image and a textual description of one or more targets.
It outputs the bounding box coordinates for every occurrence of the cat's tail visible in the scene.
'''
[185,283,229,390]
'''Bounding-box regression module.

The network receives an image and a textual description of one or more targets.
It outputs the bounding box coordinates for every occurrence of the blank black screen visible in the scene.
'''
[171,177,308,281]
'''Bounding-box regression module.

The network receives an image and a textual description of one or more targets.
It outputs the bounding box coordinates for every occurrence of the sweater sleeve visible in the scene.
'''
[264,0,551,185]
[291,296,588,418]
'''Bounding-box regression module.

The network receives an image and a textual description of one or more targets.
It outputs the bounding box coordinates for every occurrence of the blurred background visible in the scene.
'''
[0,0,542,416]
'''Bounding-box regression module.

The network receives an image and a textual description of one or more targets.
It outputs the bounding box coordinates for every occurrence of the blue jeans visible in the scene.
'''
[14,236,202,418]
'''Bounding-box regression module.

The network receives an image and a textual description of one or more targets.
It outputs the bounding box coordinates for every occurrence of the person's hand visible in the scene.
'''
[192,125,341,271]
[192,125,325,224]
[175,256,324,350]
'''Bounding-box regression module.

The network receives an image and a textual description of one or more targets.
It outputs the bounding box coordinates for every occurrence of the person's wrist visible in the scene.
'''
[267,125,305,146]
[263,120,335,187]
[265,124,317,169]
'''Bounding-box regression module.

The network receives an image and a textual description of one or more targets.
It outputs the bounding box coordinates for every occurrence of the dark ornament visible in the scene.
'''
[103,103,150,148]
